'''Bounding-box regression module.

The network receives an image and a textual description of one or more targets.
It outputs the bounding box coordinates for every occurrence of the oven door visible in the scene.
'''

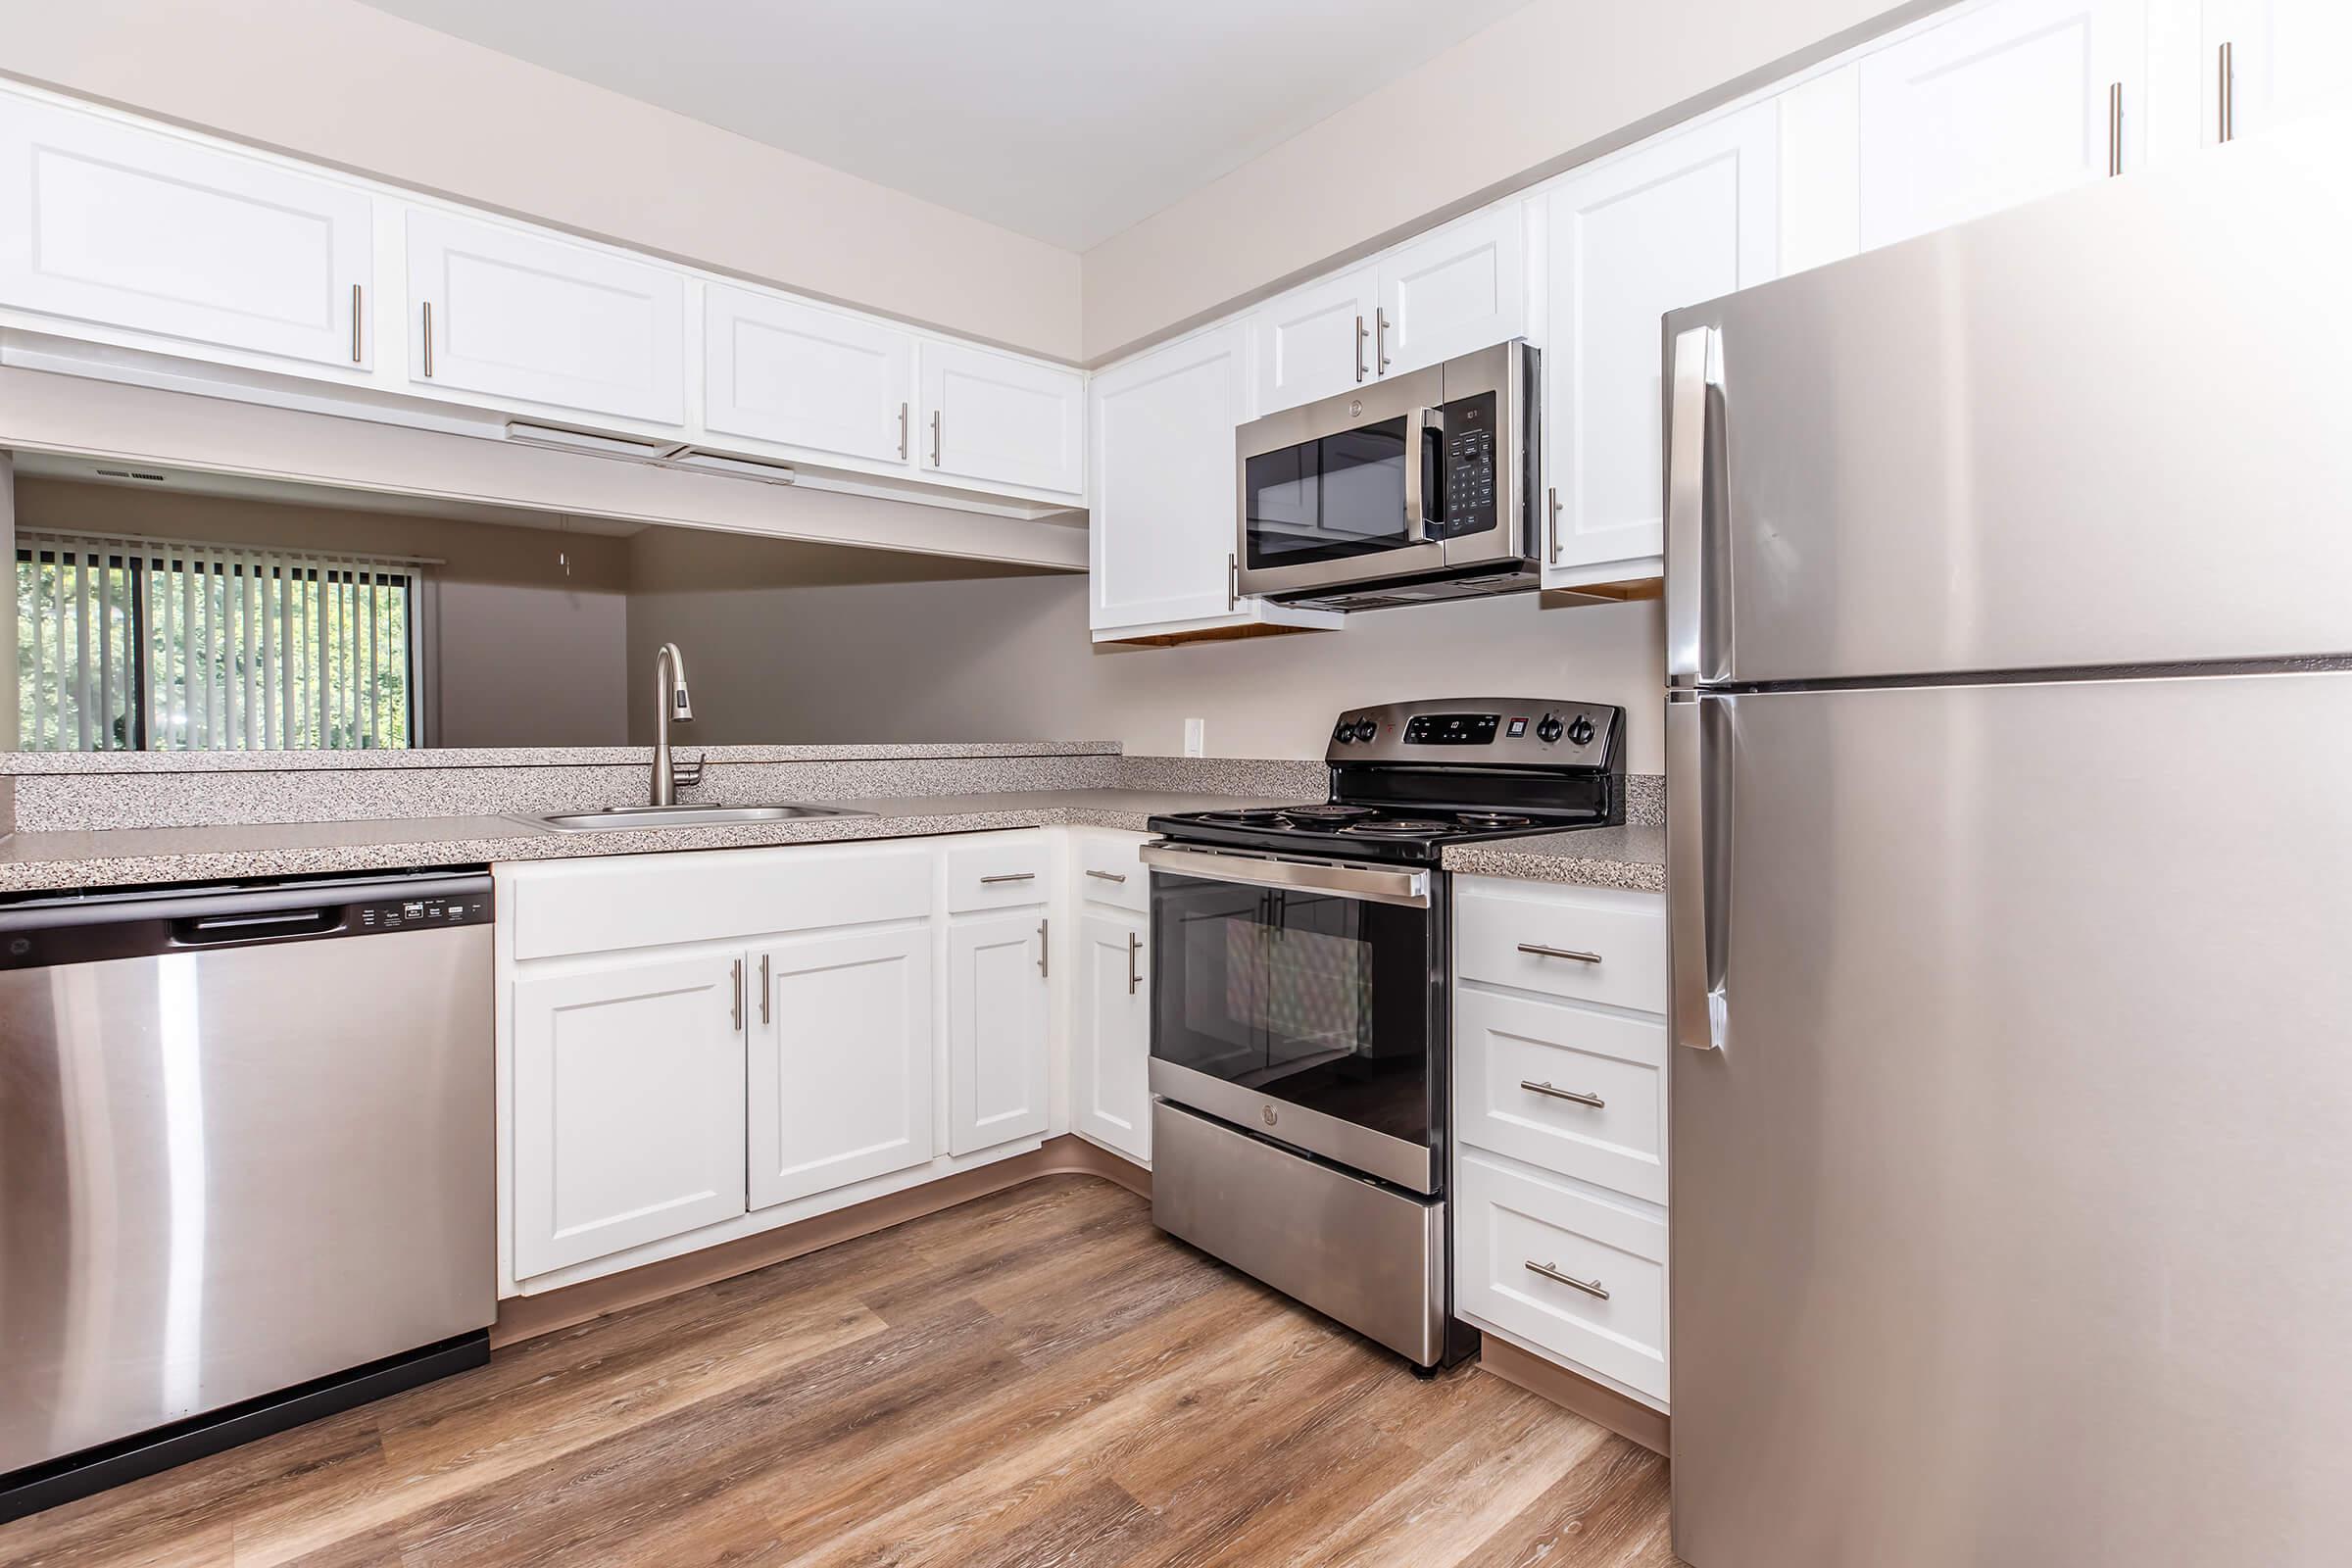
[1145,845,1443,1194]
[1235,364,1448,599]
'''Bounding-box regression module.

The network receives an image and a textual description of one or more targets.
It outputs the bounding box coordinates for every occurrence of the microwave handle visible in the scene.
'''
[1402,405,1437,543]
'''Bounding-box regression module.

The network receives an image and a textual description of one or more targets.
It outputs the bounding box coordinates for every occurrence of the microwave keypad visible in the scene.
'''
[1438,392,1498,535]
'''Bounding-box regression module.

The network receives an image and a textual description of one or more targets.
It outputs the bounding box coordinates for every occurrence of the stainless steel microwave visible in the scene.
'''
[1235,339,1539,612]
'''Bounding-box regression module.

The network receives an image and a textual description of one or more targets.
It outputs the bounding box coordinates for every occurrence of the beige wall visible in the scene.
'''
[12,479,633,748]
[1081,0,1932,359]
[0,0,1082,360]
[620,526,1667,770]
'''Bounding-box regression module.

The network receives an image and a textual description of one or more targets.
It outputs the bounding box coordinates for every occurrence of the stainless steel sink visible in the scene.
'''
[527,803,872,832]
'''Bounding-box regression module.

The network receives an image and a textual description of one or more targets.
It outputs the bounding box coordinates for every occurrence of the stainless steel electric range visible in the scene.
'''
[1141,697,1626,1369]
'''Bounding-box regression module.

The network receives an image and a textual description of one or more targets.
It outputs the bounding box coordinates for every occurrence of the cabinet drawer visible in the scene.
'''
[945,835,1050,912]
[1455,881,1667,1012]
[1456,989,1667,1203]
[508,842,932,959]
[1456,1151,1668,1400]
[1073,833,1147,912]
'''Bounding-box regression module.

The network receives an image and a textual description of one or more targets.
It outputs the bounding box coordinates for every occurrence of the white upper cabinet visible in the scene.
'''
[2201,0,2352,145]
[1855,0,2150,253]
[918,340,1085,495]
[407,208,686,426]
[1541,104,1779,587]
[704,284,917,466]
[1249,266,1378,416]
[510,950,747,1279]
[946,912,1051,1155]
[1375,204,1528,379]
[0,94,371,370]
[1249,206,1531,416]
[747,925,934,1209]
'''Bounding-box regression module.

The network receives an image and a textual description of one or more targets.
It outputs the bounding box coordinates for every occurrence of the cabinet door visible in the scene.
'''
[748,926,933,1207]
[1542,104,1779,587]
[1072,911,1151,1165]
[2204,0,2352,144]
[1374,204,1528,378]
[946,913,1051,1154]
[1248,266,1378,416]
[1856,0,2149,253]
[512,950,747,1278]
[917,340,1085,495]
[407,207,685,425]
[0,95,371,369]
[1089,324,1249,633]
[704,283,917,466]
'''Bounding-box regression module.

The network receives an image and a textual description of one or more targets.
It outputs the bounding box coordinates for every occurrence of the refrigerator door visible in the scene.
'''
[1663,113,2352,687]
[1670,670,2352,1568]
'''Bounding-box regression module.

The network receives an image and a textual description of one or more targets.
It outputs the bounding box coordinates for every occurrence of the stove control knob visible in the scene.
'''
[1566,714,1596,747]
[1353,718,1379,743]
[1536,713,1565,744]
[1333,719,1355,744]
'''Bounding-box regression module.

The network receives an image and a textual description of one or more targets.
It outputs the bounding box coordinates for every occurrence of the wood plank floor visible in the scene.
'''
[1,1174,1677,1567]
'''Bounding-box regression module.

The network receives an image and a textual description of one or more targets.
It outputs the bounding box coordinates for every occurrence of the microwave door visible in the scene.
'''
[1236,364,1446,598]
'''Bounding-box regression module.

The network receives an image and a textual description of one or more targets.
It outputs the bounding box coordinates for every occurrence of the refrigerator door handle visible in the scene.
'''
[1664,324,1726,688]
[1668,692,1732,1052]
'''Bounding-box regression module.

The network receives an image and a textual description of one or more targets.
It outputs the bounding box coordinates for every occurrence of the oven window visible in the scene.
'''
[1243,420,1411,569]
[1151,874,1431,1146]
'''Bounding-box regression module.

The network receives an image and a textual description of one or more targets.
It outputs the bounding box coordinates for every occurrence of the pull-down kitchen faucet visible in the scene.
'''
[651,642,700,806]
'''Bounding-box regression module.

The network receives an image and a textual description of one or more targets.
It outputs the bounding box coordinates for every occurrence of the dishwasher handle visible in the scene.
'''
[172,906,346,946]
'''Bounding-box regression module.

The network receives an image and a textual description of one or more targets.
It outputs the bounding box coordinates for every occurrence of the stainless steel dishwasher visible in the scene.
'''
[0,868,495,1521]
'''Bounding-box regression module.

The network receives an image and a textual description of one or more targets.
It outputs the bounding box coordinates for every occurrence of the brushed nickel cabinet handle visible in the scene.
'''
[1547,485,1562,565]
[2218,42,2234,143]
[1087,869,1128,884]
[351,283,363,364]
[1227,552,1239,612]
[1354,314,1367,383]
[980,872,1036,885]
[1526,1260,1609,1299]
[930,409,943,466]
[1037,918,1050,979]
[2107,81,2124,176]
[1521,1080,1604,1108]
[730,957,744,1031]
[1127,931,1143,994]
[1376,306,1391,371]
[898,401,910,460]
[759,953,770,1026]
[1519,942,1601,964]
[421,301,433,378]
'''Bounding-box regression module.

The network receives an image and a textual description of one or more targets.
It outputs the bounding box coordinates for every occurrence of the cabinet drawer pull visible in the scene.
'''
[2107,81,2124,177]
[898,400,910,460]
[1086,869,1128,884]
[980,872,1036,885]
[730,957,744,1031]
[1354,314,1367,383]
[1127,931,1143,994]
[1546,485,1562,565]
[1037,917,1050,979]
[1521,1080,1604,1109]
[2218,41,2234,143]
[759,953,770,1026]
[930,408,943,466]
[1518,943,1601,964]
[351,283,363,363]
[421,300,433,378]
[1375,306,1391,371]
[1526,1260,1609,1299]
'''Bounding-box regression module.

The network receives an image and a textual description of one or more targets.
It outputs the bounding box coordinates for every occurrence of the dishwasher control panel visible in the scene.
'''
[358,894,492,932]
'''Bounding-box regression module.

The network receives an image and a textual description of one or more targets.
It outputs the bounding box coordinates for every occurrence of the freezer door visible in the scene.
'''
[1663,113,2352,686]
[1669,670,2352,1567]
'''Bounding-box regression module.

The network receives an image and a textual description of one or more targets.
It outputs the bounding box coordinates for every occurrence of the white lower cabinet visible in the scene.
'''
[945,911,1050,1155]
[510,949,748,1279]
[750,925,935,1206]
[1452,875,1672,1409]
[1072,909,1152,1164]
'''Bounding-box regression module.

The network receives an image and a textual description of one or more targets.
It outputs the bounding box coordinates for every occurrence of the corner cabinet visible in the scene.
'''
[0,92,373,371]
[1088,323,1340,643]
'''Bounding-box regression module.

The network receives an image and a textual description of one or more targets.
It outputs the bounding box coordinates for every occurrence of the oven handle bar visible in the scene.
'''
[1140,844,1432,909]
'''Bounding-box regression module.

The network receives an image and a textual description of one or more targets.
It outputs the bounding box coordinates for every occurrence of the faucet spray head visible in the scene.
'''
[662,643,694,723]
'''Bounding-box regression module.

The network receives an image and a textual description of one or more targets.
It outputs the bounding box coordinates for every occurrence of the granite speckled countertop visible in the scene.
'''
[1441,825,1666,894]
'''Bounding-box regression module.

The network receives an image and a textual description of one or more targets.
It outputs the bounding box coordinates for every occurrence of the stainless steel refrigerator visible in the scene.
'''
[1663,115,2352,1566]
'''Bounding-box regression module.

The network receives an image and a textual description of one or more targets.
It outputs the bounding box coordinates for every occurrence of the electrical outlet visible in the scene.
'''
[1183,717,1205,758]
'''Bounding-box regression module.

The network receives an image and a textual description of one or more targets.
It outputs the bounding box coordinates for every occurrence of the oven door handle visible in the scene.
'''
[1141,844,1432,908]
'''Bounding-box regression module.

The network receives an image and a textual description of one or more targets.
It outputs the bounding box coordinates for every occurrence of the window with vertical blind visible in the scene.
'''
[15,531,422,752]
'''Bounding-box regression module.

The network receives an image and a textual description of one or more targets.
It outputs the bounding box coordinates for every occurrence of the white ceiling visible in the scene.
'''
[351,0,1541,252]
